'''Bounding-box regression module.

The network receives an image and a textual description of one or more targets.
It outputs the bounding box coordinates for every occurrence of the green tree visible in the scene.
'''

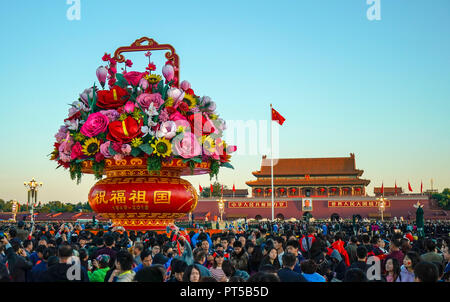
[431,188,450,210]
[200,181,228,198]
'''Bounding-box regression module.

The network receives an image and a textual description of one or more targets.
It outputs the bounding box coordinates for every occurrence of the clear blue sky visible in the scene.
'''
[0,0,449,204]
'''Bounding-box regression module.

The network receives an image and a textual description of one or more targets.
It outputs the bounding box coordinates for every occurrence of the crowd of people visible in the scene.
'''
[0,219,449,282]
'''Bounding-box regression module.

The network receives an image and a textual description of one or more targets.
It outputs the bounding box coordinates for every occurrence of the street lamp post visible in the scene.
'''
[24,178,43,233]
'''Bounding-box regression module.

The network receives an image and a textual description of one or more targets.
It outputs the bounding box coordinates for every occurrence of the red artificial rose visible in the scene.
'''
[178,102,189,112]
[96,86,129,109]
[123,71,144,86]
[187,113,215,136]
[185,88,195,96]
[95,152,105,162]
[107,116,143,143]
[165,106,176,114]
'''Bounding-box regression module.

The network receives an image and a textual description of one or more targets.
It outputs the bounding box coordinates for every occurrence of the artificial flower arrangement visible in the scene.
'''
[51,51,236,183]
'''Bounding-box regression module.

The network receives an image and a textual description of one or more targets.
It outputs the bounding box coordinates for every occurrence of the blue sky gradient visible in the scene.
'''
[0,0,449,203]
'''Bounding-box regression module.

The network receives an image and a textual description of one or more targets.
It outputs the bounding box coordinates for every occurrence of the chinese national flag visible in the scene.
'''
[232,184,236,192]
[210,184,213,193]
[199,185,203,193]
[381,182,384,195]
[221,185,223,195]
[271,108,286,125]
[395,181,398,195]
[421,181,423,193]
[408,181,413,192]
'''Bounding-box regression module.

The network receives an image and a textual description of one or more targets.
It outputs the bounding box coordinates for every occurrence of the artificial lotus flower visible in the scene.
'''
[96,66,108,88]
[139,77,149,90]
[167,87,185,103]
[156,121,177,140]
[79,87,94,105]
[180,80,191,91]
[162,63,175,82]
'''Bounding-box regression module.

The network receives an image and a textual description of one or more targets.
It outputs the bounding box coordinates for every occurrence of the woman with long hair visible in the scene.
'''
[384,258,401,282]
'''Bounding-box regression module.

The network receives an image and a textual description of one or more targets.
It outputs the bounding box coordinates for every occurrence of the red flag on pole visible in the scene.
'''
[395,181,398,195]
[221,184,224,195]
[408,181,413,192]
[381,182,384,195]
[271,108,286,125]
[232,184,236,192]
[210,184,213,194]
[199,185,203,193]
[420,181,423,193]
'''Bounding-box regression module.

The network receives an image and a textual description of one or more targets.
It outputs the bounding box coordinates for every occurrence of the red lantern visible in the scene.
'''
[256,188,261,193]
[292,188,296,193]
[268,189,272,193]
[280,188,285,193]
[355,188,361,191]
[320,188,325,192]
[343,188,348,192]
[331,188,336,192]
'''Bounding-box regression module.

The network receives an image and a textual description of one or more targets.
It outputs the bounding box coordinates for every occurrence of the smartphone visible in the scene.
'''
[88,260,92,270]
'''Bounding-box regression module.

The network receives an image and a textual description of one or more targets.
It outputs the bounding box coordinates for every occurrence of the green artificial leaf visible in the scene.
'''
[162,83,170,100]
[147,156,161,172]
[139,143,153,155]
[116,73,128,88]
[156,80,164,94]
[130,147,141,157]
[221,162,234,169]
[191,157,203,163]
[108,145,117,156]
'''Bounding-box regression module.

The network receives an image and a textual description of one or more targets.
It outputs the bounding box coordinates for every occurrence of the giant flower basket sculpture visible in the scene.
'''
[51,37,236,230]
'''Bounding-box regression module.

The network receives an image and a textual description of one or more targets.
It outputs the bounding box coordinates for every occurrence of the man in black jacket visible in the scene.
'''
[349,246,370,274]
[42,243,89,282]
[277,253,307,282]
[1,237,33,282]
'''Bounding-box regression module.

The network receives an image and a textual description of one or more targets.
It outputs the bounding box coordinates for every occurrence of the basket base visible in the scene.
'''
[111,218,174,231]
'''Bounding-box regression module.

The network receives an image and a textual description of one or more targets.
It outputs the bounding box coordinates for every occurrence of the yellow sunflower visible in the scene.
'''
[145,74,162,85]
[201,135,216,152]
[183,94,197,109]
[151,137,172,158]
[82,137,100,156]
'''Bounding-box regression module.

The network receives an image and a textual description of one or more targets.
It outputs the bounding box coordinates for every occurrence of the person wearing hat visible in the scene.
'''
[88,254,111,282]
[209,250,227,282]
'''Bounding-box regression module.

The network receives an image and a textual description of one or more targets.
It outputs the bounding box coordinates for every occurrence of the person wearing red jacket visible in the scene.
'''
[327,233,350,266]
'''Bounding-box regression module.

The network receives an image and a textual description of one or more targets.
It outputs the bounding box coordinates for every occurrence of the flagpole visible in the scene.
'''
[270,103,274,222]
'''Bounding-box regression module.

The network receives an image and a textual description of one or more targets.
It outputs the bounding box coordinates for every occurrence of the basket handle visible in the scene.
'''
[113,37,180,87]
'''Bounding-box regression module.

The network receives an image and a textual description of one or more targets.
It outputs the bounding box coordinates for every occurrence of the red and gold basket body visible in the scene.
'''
[83,157,209,230]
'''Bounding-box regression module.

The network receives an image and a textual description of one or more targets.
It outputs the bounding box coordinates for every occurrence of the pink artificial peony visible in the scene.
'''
[123,71,144,86]
[96,66,108,87]
[169,111,187,122]
[121,144,131,155]
[227,145,237,153]
[156,121,177,139]
[180,80,191,91]
[100,141,112,158]
[136,93,164,110]
[71,142,83,160]
[162,64,174,82]
[158,109,170,122]
[172,132,202,159]
[80,112,109,137]
[55,126,69,143]
[139,77,148,90]
[99,109,120,122]
[124,101,135,113]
